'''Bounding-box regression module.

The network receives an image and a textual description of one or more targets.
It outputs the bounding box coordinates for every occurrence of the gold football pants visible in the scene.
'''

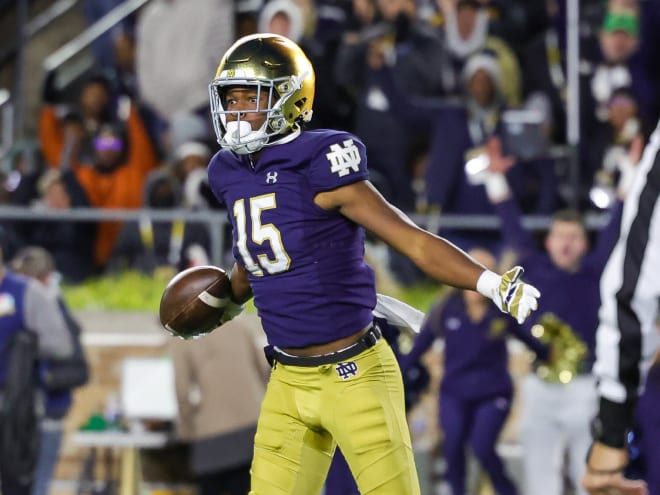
[248,338,421,495]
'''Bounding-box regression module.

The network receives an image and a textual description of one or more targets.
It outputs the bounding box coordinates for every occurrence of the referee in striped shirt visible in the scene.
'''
[583,120,660,495]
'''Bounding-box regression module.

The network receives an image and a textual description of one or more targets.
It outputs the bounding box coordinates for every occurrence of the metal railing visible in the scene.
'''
[0,206,227,266]
[24,0,80,39]
[43,0,151,72]
[1,0,81,143]
[0,0,80,67]
[0,206,612,269]
[2,0,149,145]
[0,89,13,172]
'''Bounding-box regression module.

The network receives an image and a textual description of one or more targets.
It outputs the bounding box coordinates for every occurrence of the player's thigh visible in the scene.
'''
[329,341,420,495]
[249,369,334,495]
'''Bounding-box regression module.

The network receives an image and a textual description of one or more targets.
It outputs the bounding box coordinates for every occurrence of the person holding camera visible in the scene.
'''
[334,0,452,212]
[9,247,89,495]
[0,246,74,495]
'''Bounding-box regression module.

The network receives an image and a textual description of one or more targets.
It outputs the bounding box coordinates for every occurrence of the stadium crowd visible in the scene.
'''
[0,0,658,282]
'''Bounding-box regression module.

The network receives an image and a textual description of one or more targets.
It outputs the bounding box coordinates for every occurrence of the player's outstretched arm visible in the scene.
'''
[315,180,540,324]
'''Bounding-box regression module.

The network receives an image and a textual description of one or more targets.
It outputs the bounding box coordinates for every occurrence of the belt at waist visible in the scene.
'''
[271,324,382,367]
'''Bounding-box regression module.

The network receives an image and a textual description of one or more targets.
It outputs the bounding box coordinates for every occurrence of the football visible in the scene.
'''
[159,265,232,339]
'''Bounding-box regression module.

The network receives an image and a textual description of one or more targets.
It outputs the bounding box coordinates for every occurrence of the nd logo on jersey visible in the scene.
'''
[326,139,361,177]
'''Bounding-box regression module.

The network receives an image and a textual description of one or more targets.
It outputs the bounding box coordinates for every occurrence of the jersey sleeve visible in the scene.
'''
[307,131,370,194]
[207,151,228,207]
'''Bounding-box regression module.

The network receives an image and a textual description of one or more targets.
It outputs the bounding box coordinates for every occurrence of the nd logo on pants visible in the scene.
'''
[249,338,421,495]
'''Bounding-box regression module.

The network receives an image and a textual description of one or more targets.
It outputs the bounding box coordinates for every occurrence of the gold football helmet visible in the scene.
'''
[208,33,315,154]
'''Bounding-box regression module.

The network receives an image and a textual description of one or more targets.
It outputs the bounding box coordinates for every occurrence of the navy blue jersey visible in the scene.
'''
[0,272,28,386]
[401,293,548,401]
[208,130,377,347]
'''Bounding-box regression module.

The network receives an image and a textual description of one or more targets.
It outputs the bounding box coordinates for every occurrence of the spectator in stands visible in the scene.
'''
[106,168,211,275]
[2,141,47,252]
[39,72,124,169]
[258,0,305,41]
[101,28,167,158]
[257,0,356,132]
[173,141,219,211]
[437,0,522,107]
[335,0,451,211]
[135,0,235,148]
[480,151,631,495]
[174,140,226,261]
[169,319,269,495]
[585,87,644,211]
[373,50,558,252]
[398,247,547,495]
[0,246,74,495]
[25,169,96,283]
[80,1,169,161]
[521,0,572,144]
[164,111,215,162]
[109,30,137,96]
[83,0,135,71]
[587,6,655,130]
[5,139,44,207]
[42,105,158,270]
[9,247,89,495]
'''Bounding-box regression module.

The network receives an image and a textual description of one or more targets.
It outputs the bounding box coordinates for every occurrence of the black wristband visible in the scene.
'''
[590,397,635,449]
[590,416,627,449]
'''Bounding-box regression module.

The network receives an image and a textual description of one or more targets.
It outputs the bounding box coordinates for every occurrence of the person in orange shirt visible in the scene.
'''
[39,73,118,169]
[40,104,158,269]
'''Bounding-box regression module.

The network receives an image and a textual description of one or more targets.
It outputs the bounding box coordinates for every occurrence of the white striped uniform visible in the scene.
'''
[593,118,660,444]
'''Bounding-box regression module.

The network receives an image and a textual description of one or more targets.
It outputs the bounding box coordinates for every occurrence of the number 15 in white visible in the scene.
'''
[233,193,291,276]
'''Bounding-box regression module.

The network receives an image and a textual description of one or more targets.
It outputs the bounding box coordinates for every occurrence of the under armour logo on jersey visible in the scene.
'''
[326,139,361,177]
[266,171,278,184]
[336,361,358,380]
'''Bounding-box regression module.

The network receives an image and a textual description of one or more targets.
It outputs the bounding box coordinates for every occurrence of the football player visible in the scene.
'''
[205,33,541,495]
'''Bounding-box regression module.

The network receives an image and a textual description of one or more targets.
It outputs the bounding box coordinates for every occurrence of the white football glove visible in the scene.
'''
[477,266,540,324]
